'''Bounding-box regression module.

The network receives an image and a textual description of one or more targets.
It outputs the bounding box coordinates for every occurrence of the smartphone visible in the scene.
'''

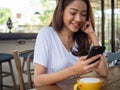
[86,46,106,64]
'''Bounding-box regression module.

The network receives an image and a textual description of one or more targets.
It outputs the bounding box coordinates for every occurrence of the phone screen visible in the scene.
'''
[86,46,105,64]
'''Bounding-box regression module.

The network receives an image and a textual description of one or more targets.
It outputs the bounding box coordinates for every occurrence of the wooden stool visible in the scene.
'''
[0,53,17,90]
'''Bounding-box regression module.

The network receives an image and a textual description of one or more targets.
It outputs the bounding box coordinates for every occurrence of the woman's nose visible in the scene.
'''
[75,15,81,22]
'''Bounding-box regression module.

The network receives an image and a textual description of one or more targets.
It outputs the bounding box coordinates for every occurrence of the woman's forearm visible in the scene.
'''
[34,66,75,87]
[89,32,99,46]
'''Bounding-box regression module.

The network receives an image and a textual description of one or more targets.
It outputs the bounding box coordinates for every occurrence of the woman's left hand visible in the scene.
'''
[81,21,99,46]
[81,21,94,35]
[94,55,108,77]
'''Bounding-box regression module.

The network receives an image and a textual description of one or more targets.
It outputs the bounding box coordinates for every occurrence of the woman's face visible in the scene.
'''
[63,0,87,33]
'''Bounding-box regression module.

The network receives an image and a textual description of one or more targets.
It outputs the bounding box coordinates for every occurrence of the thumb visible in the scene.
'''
[79,55,87,61]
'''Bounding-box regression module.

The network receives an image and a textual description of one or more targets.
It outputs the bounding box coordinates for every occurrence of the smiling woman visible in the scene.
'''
[33,0,108,87]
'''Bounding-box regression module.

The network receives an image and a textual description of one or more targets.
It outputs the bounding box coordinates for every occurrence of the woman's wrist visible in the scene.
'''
[89,32,99,46]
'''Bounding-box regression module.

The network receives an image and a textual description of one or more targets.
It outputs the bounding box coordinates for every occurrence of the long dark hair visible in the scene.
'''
[50,0,95,56]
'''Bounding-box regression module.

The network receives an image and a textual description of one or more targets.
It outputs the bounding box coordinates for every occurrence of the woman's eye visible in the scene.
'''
[70,12,76,15]
[81,14,87,17]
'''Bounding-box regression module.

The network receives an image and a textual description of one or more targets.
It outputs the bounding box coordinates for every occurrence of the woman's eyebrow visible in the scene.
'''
[81,10,87,13]
[70,8,87,13]
[70,8,77,11]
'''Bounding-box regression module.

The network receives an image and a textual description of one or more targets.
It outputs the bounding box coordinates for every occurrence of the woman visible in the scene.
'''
[33,0,108,87]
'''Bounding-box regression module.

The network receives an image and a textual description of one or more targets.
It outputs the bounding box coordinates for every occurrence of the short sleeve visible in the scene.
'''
[33,27,50,67]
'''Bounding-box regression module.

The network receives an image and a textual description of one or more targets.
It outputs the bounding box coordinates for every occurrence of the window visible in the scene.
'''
[90,0,120,52]
[0,0,56,33]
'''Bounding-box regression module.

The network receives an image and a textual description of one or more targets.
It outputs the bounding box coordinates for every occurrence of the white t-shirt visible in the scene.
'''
[33,26,79,73]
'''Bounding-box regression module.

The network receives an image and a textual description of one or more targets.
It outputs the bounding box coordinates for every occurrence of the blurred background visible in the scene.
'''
[0,0,120,52]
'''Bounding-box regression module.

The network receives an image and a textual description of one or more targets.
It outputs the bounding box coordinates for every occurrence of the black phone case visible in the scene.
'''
[87,46,105,64]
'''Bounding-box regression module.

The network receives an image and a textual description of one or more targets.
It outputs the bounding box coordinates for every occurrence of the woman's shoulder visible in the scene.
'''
[36,26,56,41]
[39,26,54,34]
[37,26,54,36]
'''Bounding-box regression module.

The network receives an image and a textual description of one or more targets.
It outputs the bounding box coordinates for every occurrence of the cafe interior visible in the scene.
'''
[0,0,120,90]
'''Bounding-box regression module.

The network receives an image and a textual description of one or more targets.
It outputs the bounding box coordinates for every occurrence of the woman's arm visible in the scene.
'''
[82,21,109,77]
[88,31,108,76]
[34,55,104,87]
[34,63,74,87]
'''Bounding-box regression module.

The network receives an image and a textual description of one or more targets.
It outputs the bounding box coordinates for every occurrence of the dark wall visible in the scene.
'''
[0,33,37,40]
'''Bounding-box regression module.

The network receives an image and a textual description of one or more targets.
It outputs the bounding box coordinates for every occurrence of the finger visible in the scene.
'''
[81,24,90,32]
[85,65,96,73]
[81,22,87,30]
[85,54,102,64]
[84,22,90,28]
[89,60,100,67]
[82,24,88,30]
[79,22,85,29]
[79,55,87,61]
[86,68,95,73]
[87,61,100,72]
[86,62,99,73]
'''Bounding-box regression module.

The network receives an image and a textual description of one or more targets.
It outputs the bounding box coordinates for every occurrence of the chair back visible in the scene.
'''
[106,52,118,63]
[116,52,120,60]
[13,49,34,90]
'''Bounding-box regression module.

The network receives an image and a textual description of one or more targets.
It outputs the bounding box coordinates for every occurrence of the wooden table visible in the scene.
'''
[31,65,120,90]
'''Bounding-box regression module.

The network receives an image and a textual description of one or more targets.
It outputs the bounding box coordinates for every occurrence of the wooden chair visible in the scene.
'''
[13,49,34,90]
[0,53,17,90]
[106,52,119,66]
[116,52,120,60]
[115,52,120,65]
[21,52,34,75]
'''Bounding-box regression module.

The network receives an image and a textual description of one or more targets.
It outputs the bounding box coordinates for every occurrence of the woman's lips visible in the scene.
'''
[72,23,83,29]
[72,23,79,28]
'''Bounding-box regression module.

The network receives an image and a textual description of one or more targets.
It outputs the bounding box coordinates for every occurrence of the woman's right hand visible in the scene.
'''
[72,54,102,75]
